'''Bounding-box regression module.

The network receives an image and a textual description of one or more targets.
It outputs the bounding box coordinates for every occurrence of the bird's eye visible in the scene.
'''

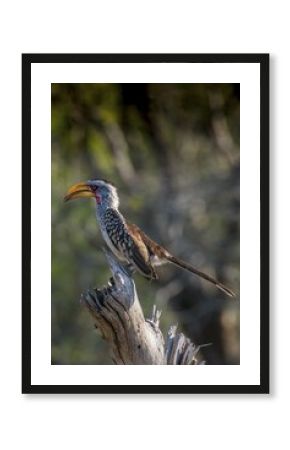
[91,185,98,192]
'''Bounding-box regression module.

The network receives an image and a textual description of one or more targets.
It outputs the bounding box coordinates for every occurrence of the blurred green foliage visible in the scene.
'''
[52,83,240,365]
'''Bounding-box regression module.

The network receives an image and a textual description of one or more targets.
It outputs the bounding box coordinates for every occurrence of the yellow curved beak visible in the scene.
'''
[64,182,94,202]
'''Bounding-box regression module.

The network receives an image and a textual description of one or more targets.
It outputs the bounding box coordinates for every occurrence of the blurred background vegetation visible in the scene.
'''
[51,83,240,365]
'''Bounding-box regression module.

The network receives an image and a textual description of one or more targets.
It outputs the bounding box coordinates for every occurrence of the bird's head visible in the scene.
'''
[64,179,119,208]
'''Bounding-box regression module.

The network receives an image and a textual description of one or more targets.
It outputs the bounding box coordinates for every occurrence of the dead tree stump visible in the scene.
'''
[81,249,203,365]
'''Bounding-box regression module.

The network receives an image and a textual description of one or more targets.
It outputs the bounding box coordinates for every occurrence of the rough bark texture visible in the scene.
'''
[81,249,203,365]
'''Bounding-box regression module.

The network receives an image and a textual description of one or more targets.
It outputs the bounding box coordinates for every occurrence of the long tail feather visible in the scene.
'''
[167,254,235,298]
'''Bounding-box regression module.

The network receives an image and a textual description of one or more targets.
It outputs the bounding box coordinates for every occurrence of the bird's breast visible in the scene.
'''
[99,218,127,262]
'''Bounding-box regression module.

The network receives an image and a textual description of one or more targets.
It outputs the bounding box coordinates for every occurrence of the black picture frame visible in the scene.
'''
[22,53,269,394]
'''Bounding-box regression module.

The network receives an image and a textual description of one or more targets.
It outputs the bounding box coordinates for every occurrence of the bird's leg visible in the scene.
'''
[124,262,135,276]
[104,279,114,297]
[108,276,115,287]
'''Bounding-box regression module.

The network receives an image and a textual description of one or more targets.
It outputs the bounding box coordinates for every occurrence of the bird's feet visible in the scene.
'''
[108,276,115,288]
[124,263,135,276]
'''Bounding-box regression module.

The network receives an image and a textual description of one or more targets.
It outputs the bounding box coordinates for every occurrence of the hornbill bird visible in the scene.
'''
[64,179,235,298]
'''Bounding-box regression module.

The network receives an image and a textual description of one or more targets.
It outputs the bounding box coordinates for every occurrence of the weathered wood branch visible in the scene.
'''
[81,249,203,365]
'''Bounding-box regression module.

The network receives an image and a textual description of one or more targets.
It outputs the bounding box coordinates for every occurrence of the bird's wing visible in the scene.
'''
[126,223,157,279]
[128,223,169,260]
[129,221,235,297]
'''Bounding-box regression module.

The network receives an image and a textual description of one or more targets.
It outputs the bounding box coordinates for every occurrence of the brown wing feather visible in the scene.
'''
[128,224,168,258]
[127,223,158,279]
